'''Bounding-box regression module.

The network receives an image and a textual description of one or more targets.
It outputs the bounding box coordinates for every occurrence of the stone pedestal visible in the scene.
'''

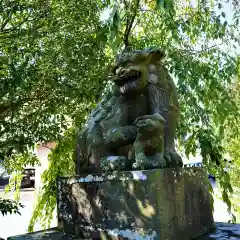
[57,168,215,240]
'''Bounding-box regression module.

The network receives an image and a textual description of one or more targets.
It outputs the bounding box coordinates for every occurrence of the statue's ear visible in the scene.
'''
[146,48,165,63]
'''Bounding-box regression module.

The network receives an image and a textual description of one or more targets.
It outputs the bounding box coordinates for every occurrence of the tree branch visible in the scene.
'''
[0,12,12,32]
[0,14,31,34]
[123,0,140,50]
[0,90,53,120]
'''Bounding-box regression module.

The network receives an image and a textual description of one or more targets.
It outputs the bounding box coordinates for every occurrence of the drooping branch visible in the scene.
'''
[0,12,12,32]
[123,0,140,50]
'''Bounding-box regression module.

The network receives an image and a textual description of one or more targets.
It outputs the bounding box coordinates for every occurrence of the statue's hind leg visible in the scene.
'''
[100,125,137,171]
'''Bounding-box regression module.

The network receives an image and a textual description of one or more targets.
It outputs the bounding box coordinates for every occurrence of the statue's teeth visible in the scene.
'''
[131,82,136,88]
[120,86,125,93]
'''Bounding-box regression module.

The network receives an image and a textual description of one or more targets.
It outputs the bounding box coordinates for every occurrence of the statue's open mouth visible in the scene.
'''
[114,70,141,94]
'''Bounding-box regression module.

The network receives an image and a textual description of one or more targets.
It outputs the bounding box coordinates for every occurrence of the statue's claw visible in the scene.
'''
[148,153,167,169]
[134,118,162,133]
[133,153,166,170]
[100,156,127,172]
[132,153,151,170]
[170,151,183,167]
[164,149,183,168]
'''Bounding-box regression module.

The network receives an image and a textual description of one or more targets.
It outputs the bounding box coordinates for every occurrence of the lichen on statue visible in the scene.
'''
[75,47,183,174]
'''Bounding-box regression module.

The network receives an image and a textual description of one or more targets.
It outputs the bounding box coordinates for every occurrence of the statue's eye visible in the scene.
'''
[111,65,118,74]
[124,62,134,68]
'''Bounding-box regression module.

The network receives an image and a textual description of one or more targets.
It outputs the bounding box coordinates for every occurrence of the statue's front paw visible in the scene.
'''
[151,153,167,168]
[170,151,183,167]
[164,150,183,168]
[134,115,165,133]
[134,118,158,133]
[100,156,127,172]
[132,153,151,170]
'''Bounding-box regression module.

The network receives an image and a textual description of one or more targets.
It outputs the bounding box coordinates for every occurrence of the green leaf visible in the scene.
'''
[221,12,226,18]
[156,0,174,11]
[156,0,164,9]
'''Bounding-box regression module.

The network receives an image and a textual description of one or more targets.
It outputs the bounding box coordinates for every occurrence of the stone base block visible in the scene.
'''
[57,168,215,240]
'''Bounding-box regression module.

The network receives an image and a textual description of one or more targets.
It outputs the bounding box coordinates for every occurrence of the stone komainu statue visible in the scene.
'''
[75,47,182,174]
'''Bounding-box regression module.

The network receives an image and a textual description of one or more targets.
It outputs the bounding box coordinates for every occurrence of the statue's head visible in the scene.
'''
[111,47,165,94]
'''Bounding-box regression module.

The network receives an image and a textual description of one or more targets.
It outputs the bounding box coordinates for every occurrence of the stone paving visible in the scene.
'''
[5,222,240,240]
[198,222,240,240]
[7,229,81,240]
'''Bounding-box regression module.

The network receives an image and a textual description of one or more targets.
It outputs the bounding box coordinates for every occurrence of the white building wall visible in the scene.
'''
[35,142,56,194]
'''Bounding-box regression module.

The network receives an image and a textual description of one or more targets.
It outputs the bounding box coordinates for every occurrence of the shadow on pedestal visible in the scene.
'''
[57,168,215,240]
